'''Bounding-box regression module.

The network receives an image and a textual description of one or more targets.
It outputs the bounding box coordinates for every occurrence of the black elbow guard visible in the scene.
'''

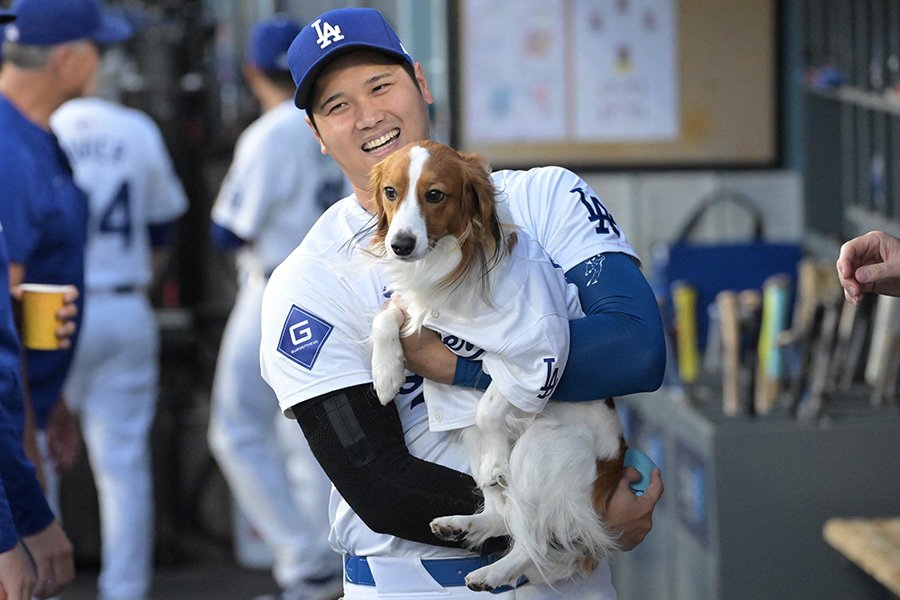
[292,384,483,547]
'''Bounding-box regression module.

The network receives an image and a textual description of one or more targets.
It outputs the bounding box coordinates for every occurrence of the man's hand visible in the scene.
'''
[606,466,663,551]
[9,284,78,350]
[54,286,79,350]
[0,542,36,600]
[836,230,900,305]
[21,521,74,600]
[45,399,79,470]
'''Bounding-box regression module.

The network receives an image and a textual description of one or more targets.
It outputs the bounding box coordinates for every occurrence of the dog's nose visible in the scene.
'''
[391,234,416,257]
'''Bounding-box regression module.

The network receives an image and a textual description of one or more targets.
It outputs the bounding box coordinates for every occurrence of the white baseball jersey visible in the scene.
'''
[261,165,637,569]
[416,233,585,433]
[211,99,349,277]
[51,97,188,291]
[52,98,188,600]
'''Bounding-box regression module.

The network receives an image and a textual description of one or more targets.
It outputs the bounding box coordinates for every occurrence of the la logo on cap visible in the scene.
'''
[311,18,343,49]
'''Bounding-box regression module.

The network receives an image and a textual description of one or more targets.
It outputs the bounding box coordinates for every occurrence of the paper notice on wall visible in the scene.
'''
[461,0,679,145]
[461,0,568,143]
[573,0,679,141]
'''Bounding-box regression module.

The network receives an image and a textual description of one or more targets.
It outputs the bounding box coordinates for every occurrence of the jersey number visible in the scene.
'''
[98,181,132,247]
[573,186,620,237]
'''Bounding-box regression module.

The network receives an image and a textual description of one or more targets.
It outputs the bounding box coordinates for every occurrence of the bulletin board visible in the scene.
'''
[450,0,778,169]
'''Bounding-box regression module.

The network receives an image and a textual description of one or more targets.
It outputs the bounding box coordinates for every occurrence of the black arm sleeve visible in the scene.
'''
[292,383,484,548]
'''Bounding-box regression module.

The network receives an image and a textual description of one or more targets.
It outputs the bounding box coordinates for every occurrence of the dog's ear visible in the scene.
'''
[460,152,500,250]
[368,159,390,237]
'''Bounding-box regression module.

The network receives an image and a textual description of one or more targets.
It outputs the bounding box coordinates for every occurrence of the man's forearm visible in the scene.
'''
[293,383,484,547]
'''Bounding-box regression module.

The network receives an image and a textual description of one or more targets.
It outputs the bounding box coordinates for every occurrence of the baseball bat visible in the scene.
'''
[838,292,875,390]
[872,333,900,408]
[868,295,900,407]
[703,301,723,376]
[797,294,842,423]
[778,259,842,415]
[792,258,841,333]
[717,290,741,416]
[737,289,762,416]
[755,275,793,415]
[865,296,900,386]
[671,281,700,385]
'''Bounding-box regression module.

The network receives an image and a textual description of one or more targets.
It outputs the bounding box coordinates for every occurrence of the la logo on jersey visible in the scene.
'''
[278,305,333,370]
[312,18,344,49]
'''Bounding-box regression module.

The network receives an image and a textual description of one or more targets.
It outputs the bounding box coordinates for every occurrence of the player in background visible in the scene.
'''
[0,10,75,598]
[50,46,189,598]
[0,0,131,588]
[1,224,76,600]
[207,15,348,600]
[1,217,80,600]
[260,8,665,599]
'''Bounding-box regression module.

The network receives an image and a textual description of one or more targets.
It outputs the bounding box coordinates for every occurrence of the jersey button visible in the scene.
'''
[433,411,444,423]
[431,309,440,318]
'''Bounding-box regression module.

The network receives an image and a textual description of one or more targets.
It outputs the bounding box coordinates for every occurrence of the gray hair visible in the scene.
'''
[2,39,89,69]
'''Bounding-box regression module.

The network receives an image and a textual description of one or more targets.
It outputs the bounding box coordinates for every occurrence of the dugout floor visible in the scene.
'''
[57,562,331,600]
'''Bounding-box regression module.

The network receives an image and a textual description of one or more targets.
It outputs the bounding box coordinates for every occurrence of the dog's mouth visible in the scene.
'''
[362,128,400,154]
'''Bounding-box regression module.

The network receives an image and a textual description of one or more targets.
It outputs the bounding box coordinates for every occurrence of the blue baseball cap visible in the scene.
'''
[5,0,132,46]
[288,8,412,110]
[246,14,301,72]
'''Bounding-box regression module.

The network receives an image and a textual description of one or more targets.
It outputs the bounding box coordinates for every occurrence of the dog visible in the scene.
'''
[368,140,626,591]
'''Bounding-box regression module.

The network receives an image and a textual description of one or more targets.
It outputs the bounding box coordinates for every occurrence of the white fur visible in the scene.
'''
[369,143,624,591]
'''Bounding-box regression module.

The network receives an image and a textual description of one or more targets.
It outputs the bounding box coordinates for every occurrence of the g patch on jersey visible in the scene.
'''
[277,305,333,370]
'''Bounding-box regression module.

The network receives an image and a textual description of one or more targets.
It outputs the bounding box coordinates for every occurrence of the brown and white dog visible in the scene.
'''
[368,140,626,591]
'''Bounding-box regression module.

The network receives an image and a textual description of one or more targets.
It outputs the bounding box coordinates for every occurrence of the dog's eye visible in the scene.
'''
[425,190,445,204]
[383,187,397,201]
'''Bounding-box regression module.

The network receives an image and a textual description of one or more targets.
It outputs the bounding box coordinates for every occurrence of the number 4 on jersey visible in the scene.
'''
[98,181,132,247]
[573,186,620,237]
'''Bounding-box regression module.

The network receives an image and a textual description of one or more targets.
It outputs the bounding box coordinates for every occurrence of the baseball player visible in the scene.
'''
[259,8,665,599]
[51,91,188,600]
[1,219,77,600]
[0,0,133,534]
[207,15,347,600]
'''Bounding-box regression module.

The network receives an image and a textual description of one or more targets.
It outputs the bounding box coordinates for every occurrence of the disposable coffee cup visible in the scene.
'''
[19,284,68,350]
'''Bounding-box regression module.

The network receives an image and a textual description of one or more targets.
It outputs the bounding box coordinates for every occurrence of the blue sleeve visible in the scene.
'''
[0,477,17,553]
[0,371,55,537]
[210,222,247,250]
[453,252,666,401]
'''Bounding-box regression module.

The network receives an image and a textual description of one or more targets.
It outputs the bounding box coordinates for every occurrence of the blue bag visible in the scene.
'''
[657,190,803,351]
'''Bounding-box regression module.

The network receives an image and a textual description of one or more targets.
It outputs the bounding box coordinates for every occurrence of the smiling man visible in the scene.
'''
[260,8,666,599]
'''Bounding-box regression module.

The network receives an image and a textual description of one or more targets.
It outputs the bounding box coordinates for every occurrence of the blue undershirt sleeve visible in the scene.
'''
[0,375,54,538]
[452,252,666,401]
[210,222,248,250]
[0,477,17,553]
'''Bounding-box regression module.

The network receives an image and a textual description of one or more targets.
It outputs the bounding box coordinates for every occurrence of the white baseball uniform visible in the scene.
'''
[208,99,349,587]
[413,231,585,433]
[52,96,188,600]
[261,166,637,599]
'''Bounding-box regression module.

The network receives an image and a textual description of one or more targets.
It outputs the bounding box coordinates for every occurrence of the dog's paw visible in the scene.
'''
[430,517,469,541]
[371,357,405,405]
[465,569,501,592]
[489,462,510,488]
[477,456,509,488]
[371,304,407,404]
